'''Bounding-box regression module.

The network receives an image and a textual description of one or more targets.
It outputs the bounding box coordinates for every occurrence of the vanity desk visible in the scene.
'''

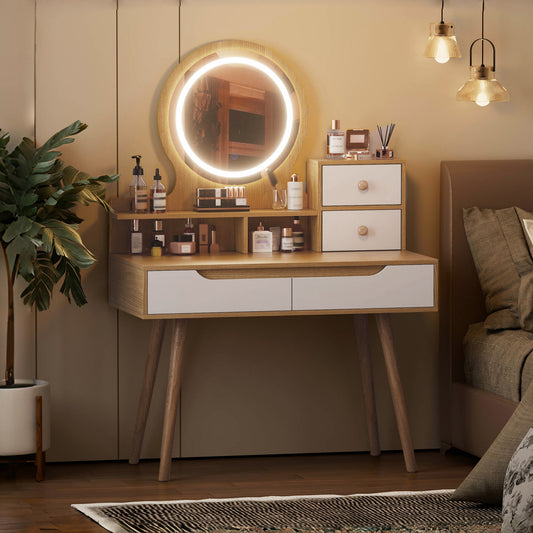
[108,158,438,481]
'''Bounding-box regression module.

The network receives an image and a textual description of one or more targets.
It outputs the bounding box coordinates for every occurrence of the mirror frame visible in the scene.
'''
[158,40,307,187]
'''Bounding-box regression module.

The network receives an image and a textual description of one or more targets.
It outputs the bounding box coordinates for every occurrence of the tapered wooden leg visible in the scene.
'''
[159,318,188,482]
[35,395,45,482]
[130,319,167,465]
[353,315,380,457]
[375,313,417,473]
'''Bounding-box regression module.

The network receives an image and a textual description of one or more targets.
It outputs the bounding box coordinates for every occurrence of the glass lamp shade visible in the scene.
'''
[456,66,509,107]
[424,23,461,63]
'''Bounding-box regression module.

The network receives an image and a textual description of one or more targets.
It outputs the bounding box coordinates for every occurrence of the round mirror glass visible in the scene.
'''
[159,41,306,185]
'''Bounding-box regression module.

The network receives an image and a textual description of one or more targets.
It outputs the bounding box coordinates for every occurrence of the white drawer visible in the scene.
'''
[322,164,402,206]
[322,210,402,251]
[147,270,292,314]
[293,264,434,311]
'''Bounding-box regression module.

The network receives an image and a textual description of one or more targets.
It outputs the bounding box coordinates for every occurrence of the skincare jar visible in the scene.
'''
[169,234,196,255]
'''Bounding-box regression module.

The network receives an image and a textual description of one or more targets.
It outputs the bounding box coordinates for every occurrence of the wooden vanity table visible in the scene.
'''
[108,159,438,481]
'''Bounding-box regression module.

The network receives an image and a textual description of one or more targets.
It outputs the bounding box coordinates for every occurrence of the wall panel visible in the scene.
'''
[116,0,180,460]
[35,0,118,461]
[0,0,36,384]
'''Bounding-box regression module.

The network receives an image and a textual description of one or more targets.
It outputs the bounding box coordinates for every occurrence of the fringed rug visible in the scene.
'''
[73,490,502,533]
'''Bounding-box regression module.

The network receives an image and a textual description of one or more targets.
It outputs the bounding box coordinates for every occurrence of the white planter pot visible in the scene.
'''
[0,379,51,456]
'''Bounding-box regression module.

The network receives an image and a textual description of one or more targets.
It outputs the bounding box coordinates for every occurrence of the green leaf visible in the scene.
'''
[40,219,95,269]
[6,234,36,277]
[3,216,33,242]
[56,255,87,307]
[20,251,59,311]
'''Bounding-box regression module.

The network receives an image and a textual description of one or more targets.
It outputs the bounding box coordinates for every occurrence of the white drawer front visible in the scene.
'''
[293,264,434,311]
[147,270,292,314]
[322,210,401,251]
[322,164,402,206]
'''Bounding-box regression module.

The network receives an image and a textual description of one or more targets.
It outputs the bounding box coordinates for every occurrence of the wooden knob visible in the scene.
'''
[358,180,369,191]
[358,225,368,236]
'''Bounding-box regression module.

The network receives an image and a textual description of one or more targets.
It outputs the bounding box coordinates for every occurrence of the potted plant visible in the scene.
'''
[0,120,119,456]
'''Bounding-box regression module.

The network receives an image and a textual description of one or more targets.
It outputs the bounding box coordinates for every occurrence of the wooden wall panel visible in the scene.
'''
[116,0,181,460]
[35,0,118,461]
[0,0,36,383]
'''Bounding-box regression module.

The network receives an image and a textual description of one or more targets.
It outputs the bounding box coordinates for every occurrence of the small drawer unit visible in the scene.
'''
[322,163,402,206]
[322,209,402,251]
[307,159,406,252]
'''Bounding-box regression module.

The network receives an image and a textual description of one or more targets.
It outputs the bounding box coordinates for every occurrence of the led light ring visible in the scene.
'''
[175,56,294,180]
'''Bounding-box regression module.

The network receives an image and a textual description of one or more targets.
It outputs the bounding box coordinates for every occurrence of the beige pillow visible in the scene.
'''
[463,207,524,330]
[452,381,533,505]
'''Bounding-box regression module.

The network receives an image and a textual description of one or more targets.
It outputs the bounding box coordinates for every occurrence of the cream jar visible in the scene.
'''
[169,234,196,255]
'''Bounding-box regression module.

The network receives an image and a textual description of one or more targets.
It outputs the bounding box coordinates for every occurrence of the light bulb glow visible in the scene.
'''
[434,38,451,63]
[175,56,294,180]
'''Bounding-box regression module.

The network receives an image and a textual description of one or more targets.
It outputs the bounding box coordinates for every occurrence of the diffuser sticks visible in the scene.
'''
[376,123,396,158]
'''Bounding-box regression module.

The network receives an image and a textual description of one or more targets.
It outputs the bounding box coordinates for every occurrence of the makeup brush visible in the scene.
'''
[261,168,278,189]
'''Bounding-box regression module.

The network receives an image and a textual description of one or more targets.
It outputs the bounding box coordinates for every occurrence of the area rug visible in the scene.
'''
[73,490,502,533]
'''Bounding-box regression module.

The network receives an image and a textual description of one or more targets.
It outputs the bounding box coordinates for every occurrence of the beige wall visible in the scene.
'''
[2,0,532,461]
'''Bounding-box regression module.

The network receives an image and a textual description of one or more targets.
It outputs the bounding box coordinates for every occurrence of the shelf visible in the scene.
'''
[111,208,318,221]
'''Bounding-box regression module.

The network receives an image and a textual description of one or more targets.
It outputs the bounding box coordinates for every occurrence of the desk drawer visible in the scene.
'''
[147,270,291,314]
[322,163,402,206]
[322,210,402,251]
[292,264,434,311]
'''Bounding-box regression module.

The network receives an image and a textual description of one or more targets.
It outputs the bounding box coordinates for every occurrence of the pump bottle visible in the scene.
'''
[129,155,148,213]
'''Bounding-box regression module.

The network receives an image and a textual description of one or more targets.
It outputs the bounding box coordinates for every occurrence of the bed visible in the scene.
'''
[439,160,533,458]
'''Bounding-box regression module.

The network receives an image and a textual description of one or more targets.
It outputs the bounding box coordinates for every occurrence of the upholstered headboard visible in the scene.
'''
[439,160,533,384]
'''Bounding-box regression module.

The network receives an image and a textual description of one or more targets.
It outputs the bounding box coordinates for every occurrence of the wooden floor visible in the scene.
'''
[0,450,477,533]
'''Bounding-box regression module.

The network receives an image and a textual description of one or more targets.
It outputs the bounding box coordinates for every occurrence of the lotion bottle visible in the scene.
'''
[287,173,303,210]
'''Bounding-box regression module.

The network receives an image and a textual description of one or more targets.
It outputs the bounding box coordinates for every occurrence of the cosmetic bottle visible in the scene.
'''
[169,235,195,255]
[326,120,345,159]
[281,227,294,253]
[287,173,303,210]
[153,220,166,250]
[252,222,273,253]
[130,219,143,254]
[129,155,148,213]
[209,225,220,254]
[150,240,163,257]
[291,217,305,251]
[184,218,196,246]
[150,168,166,213]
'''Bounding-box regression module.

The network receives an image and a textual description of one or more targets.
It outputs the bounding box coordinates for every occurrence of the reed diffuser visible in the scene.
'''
[376,123,396,158]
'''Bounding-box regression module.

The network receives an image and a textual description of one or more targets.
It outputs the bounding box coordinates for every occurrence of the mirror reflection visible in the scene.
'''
[159,42,305,185]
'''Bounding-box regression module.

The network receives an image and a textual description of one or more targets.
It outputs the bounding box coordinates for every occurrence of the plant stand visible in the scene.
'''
[0,396,45,481]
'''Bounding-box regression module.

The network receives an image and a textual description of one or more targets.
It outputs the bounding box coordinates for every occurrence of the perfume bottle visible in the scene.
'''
[326,120,345,159]
[129,155,148,213]
[130,219,143,254]
[184,218,196,245]
[252,222,272,253]
[150,168,166,213]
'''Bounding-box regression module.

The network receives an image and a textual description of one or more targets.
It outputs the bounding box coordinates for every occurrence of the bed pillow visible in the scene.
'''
[463,207,524,330]
[501,427,533,533]
[517,208,533,332]
[452,380,533,505]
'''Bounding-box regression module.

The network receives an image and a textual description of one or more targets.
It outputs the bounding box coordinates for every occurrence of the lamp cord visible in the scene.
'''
[440,0,444,23]
[481,0,485,66]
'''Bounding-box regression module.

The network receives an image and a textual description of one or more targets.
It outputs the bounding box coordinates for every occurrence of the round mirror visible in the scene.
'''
[158,40,307,185]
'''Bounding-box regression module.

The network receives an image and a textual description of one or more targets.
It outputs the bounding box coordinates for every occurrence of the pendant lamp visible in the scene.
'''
[424,0,461,63]
[456,0,509,107]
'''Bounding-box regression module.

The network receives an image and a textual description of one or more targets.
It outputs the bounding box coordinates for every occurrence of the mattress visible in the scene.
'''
[463,322,533,402]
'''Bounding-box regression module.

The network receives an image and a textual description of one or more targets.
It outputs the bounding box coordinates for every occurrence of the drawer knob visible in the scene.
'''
[358,180,369,191]
[358,225,369,236]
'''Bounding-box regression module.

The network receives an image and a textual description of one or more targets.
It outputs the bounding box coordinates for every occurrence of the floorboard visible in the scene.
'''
[0,450,477,533]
